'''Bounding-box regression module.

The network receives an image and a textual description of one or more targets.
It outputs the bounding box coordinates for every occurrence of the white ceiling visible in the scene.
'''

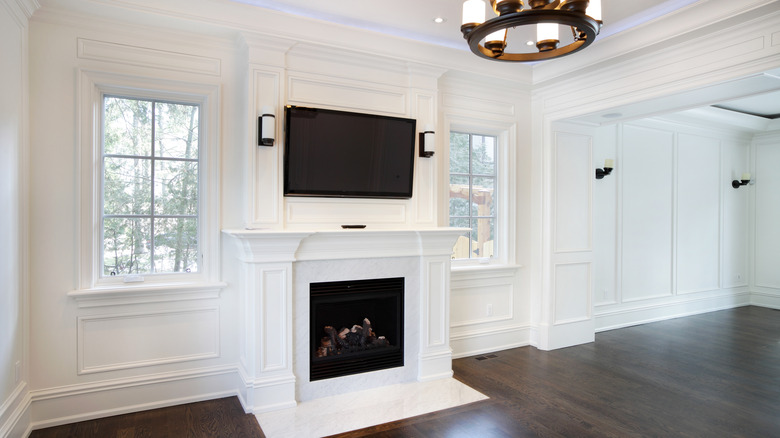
[228,0,701,50]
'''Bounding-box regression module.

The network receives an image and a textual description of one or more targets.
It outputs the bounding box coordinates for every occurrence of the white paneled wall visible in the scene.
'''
[753,133,780,307]
[676,134,720,294]
[621,125,675,301]
[594,119,753,330]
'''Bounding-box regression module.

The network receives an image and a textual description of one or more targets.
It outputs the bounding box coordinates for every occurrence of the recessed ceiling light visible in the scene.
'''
[433,16,446,24]
[602,112,623,119]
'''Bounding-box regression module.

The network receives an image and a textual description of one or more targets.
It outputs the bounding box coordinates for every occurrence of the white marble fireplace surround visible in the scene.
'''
[224,228,467,414]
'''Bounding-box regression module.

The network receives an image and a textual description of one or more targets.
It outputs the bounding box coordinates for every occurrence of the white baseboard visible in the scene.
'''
[751,291,780,309]
[595,292,751,332]
[28,365,239,431]
[0,382,31,438]
[450,324,530,359]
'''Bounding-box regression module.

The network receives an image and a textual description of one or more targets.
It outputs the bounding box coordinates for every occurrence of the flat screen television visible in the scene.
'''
[283,105,417,199]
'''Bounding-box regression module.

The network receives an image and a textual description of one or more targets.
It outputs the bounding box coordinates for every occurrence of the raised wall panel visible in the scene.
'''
[450,281,513,327]
[77,39,221,76]
[252,70,282,226]
[259,268,288,372]
[413,92,436,226]
[755,142,780,289]
[285,199,408,228]
[78,308,219,374]
[621,125,674,301]
[553,262,591,324]
[288,76,406,116]
[721,141,749,288]
[676,133,720,294]
[554,132,592,252]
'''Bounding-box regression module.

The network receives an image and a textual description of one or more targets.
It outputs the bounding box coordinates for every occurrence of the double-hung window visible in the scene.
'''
[449,131,497,260]
[102,96,200,276]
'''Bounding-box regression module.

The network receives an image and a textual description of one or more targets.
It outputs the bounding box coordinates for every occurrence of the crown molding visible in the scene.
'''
[533,0,780,85]
[2,0,39,26]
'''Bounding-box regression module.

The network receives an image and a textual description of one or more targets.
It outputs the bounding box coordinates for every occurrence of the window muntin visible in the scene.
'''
[449,132,497,259]
[102,96,200,276]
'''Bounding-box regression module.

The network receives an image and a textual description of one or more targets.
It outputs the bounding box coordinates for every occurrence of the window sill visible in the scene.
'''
[68,281,228,308]
[451,263,522,281]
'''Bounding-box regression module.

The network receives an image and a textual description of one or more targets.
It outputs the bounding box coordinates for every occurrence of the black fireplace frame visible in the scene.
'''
[309,277,404,381]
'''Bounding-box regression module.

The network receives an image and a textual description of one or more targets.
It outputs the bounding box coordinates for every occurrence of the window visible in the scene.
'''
[75,70,221,296]
[449,132,497,259]
[102,96,200,276]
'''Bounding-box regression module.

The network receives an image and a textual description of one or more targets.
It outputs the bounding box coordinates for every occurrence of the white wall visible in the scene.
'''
[0,0,31,436]
[25,11,246,430]
[752,132,780,308]
[593,118,753,330]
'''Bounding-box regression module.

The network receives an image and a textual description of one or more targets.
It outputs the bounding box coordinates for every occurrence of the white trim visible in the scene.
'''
[28,365,239,431]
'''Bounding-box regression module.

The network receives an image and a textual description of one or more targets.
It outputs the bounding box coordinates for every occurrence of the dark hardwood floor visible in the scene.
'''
[29,396,264,438]
[31,306,779,437]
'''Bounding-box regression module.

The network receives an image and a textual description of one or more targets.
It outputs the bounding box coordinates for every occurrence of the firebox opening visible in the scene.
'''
[310,277,404,381]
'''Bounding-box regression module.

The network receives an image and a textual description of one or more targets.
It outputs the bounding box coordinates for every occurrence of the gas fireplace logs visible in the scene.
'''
[316,318,391,358]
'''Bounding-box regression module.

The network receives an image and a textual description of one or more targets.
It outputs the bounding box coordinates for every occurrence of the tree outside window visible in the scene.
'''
[449,132,497,259]
[102,96,200,276]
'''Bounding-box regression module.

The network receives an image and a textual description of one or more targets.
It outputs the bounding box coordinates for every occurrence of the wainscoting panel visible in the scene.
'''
[450,280,513,328]
[676,133,720,294]
[77,308,219,374]
[621,125,674,301]
[553,262,592,324]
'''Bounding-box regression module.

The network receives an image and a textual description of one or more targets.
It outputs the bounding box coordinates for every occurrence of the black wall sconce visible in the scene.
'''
[732,172,751,189]
[595,159,614,179]
[419,124,435,158]
[258,105,275,146]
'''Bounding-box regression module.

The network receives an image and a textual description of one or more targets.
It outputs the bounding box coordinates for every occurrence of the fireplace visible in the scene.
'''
[310,277,404,381]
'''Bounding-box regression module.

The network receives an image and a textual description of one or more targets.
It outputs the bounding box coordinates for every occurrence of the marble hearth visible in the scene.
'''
[224,228,465,413]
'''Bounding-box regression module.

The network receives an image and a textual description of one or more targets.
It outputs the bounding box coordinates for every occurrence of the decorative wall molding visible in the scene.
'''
[77,38,222,76]
[77,308,220,374]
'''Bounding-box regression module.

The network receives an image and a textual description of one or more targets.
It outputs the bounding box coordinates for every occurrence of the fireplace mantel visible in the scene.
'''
[223,228,464,413]
[223,228,465,262]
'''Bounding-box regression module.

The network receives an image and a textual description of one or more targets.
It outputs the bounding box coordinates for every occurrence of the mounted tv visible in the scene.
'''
[283,105,417,199]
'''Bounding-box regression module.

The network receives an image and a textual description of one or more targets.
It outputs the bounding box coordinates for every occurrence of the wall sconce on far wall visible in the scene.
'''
[419,124,435,158]
[258,106,275,147]
[595,159,614,179]
[732,173,751,189]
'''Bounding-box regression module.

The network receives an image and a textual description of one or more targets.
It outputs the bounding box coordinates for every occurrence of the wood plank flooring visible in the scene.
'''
[30,306,779,437]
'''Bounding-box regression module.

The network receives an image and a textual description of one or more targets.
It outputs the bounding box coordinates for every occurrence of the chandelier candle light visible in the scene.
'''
[461,0,602,62]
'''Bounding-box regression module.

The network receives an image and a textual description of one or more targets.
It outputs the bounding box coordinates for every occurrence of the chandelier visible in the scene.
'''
[461,0,603,62]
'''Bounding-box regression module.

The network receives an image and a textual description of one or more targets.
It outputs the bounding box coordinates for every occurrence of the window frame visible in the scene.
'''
[101,95,202,277]
[75,70,221,295]
[445,117,515,268]
[449,131,499,260]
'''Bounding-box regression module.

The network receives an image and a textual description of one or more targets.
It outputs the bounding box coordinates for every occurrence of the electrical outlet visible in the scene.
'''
[15,361,21,384]
[487,304,493,317]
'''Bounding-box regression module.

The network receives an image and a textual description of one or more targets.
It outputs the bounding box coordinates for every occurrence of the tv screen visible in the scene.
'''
[283,106,417,199]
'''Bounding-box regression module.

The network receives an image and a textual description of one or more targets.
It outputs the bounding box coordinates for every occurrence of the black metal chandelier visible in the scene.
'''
[461,0,603,62]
